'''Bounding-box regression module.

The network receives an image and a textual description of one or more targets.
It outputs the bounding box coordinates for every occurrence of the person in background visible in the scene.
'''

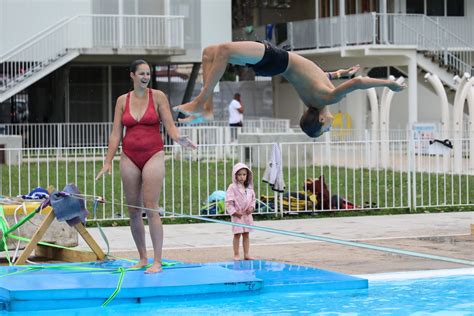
[228,93,244,141]
[225,162,256,261]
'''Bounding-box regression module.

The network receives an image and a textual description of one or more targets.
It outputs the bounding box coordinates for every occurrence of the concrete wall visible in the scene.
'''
[158,80,274,120]
[0,136,22,165]
[0,0,92,55]
[170,0,231,63]
[273,80,305,125]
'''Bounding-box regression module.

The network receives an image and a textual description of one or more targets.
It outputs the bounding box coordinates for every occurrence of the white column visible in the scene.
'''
[380,0,388,43]
[339,0,345,46]
[408,54,418,126]
[118,0,123,48]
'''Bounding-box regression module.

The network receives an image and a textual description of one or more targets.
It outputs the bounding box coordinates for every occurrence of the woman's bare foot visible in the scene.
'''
[244,256,255,260]
[144,262,163,274]
[233,255,240,261]
[129,259,148,269]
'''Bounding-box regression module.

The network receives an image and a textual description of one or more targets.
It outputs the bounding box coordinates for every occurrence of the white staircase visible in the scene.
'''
[383,14,473,84]
[0,14,185,103]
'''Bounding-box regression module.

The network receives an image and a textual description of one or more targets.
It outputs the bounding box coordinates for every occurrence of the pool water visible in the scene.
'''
[7,273,473,315]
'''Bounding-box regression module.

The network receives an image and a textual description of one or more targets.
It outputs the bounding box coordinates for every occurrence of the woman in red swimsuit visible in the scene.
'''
[96,59,196,273]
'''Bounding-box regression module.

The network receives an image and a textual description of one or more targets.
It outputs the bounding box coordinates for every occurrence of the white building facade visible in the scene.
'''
[0,0,231,123]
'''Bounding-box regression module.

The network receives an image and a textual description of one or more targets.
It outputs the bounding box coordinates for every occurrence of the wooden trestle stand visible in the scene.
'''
[15,208,105,265]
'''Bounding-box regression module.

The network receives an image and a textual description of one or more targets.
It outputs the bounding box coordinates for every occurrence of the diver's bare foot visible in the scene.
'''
[177,111,214,125]
[233,255,240,261]
[129,259,148,269]
[173,100,203,116]
[244,256,255,260]
[144,262,163,274]
[388,82,406,92]
[178,115,199,124]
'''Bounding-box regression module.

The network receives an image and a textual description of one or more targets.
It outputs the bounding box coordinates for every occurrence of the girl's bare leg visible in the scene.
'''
[142,151,165,274]
[174,41,265,116]
[242,232,254,260]
[120,155,147,269]
[233,233,242,260]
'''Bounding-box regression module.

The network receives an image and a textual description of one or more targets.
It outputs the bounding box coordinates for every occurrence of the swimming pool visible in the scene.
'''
[4,263,473,315]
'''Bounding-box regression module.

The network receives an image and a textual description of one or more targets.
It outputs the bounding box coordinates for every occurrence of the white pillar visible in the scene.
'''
[118,0,123,48]
[424,73,449,133]
[380,76,406,168]
[424,73,450,172]
[380,0,388,43]
[367,88,379,169]
[408,54,418,126]
[339,0,345,46]
[351,69,368,131]
[453,77,474,173]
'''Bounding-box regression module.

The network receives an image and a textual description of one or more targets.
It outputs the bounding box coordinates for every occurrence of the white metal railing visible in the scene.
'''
[0,14,184,96]
[0,119,291,148]
[0,138,472,221]
[436,17,474,47]
[380,14,473,76]
[285,13,474,76]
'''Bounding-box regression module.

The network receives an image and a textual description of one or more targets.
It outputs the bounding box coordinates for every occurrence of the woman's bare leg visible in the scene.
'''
[242,232,254,260]
[141,151,165,274]
[233,233,242,260]
[120,155,147,268]
[174,41,265,116]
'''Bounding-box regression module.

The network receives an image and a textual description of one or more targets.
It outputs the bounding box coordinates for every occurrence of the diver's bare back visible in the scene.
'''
[282,52,336,110]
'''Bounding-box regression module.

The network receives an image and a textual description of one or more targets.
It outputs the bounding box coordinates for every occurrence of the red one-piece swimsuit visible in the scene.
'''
[122,89,164,170]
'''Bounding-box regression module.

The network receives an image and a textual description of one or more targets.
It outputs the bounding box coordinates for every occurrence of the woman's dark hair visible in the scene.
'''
[130,59,149,73]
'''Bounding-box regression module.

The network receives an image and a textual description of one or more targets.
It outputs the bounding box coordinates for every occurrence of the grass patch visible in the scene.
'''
[2,156,473,224]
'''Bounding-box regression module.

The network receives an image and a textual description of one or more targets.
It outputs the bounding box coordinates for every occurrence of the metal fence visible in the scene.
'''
[0,119,291,148]
[1,138,472,222]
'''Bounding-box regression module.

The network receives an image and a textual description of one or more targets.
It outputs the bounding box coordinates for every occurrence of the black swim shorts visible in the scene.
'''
[248,40,289,77]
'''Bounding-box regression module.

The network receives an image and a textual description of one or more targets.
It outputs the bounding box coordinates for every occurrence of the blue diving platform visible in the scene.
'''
[0,260,367,312]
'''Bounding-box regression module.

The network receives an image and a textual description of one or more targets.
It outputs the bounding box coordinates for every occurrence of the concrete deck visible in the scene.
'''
[77,212,474,274]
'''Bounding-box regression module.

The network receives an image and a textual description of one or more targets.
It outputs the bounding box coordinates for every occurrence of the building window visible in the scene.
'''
[346,0,356,15]
[447,0,464,16]
[407,0,464,16]
[360,0,378,13]
[427,0,444,16]
[406,0,424,14]
[319,0,340,17]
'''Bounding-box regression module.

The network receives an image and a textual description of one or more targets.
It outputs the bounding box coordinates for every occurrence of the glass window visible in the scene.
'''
[427,0,444,16]
[345,0,356,15]
[319,0,330,17]
[406,0,424,14]
[360,0,378,13]
[447,0,464,16]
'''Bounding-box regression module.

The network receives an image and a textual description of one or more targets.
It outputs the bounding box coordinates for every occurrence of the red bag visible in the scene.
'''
[304,176,331,210]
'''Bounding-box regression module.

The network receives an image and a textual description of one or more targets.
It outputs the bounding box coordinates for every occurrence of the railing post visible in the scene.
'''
[58,123,62,150]
[407,126,415,212]
[372,12,377,44]
[288,22,294,50]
